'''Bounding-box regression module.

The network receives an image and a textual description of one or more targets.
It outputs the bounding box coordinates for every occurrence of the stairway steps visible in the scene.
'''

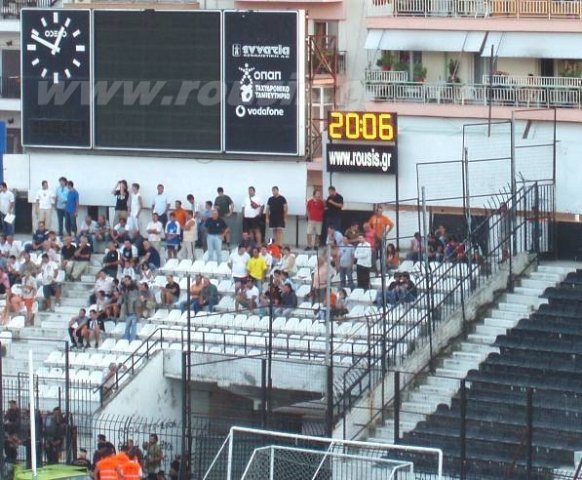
[483,317,516,329]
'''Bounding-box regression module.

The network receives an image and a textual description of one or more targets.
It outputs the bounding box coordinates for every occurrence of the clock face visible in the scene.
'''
[23,10,89,83]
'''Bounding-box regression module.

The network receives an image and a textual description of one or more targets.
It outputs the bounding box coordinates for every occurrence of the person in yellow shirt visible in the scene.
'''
[246,247,268,286]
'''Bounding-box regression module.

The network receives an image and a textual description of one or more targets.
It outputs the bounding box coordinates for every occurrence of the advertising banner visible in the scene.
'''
[327,143,397,175]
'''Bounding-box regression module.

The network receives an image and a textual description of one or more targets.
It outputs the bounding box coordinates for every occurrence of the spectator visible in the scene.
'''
[21,268,37,326]
[277,282,297,316]
[242,186,264,246]
[180,274,203,313]
[146,213,164,254]
[93,434,116,466]
[0,182,15,236]
[312,255,330,304]
[173,200,187,228]
[40,254,61,312]
[120,239,139,270]
[90,270,114,304]
[407,232,423,262]
[169,455,181,480]
[236,280,259,312]
[136,282,156,319]
[354,235,372,289]
[141,240,161,270]
[247,247,268,290]
[102,241,120,278]
[385,243,401,272]
[152,184,170,227]
[344,221,361,246]
[4,400,21,435]
[305,189,325,251]
[127,438,145,469]
[435,224,448,245]
[111,217,130,244]
[161,275,180,307]
[324,186,344,232]
[112,180,129,225]
[44,406,65,464]
[260,245,273,272]
[279,246,296,276]
[198,277,219,312]
[144,433,162,480]
[332,288,349,321]
[326,225,343,247]
[214,187,234,246]
[121,279,139,341]
[385,272,417,304]
[179,210,197,260]
[238,231,256,253]
[78,215,98,248]
[94,214,111,249]
[35,180,55,232]
[65,236,91,281]
[338,238,355,290]
[5,432,19,464]
[204,208,228,264]
[68,308,88,348]
[198,201,213,250]
[65,181,79,236]
[368,205,394,249]
[265,186,288,246]
[165,213,181,260]
[129,183,144,233]
[55,177,69,238]
[72,448,91,470]
[229,244,250,286]
[186,193,199,221]
[79,309,103,348]
[363,222,377,265]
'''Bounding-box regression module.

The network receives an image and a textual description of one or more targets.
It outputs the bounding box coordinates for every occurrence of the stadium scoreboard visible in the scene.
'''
[21,9,305,156]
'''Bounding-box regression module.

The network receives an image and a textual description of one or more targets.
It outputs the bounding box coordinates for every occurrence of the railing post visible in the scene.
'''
[460,379,467,480]
[0,341,4,477]
[64,340,71,464]
[393,371,400,444]
[261,358,267,429]
[533,182,540,254]
[526,388,533,478]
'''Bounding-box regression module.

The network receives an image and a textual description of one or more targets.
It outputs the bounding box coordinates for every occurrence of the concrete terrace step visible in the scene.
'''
[503,293,546,307]
[519,278,556,290]
[467,333,498,345]
[483,317,517,329]
[513,286,543,297]
[497,302,532,313]
[488,309,526,321]
[529,271,563,282]
[475,324,509,337]
[460,342,497,355]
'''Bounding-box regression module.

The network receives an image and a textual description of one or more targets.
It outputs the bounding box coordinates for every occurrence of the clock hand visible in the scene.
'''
[51,26,65,56]
[31,34,60,53]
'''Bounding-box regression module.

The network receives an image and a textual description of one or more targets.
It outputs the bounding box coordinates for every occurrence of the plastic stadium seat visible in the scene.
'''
[190,260,205,274]
[295,268,312,281]
[99,338,117,352]
[348,288,364,302]
[295,254,309,268]
[307,256,318,269]
[161,259,179,274]
[7,316,25,329]
[175,260,193,275]
[45,351,65,366]
[296,284,311,298]
[217,263,232,276]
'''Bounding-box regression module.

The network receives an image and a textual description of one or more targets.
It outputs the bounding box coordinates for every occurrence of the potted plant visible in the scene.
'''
[393,59,408,72]
[376,51,394,71]
[413,62,427,82]
[559,61,582,78]
[448,58,461,83]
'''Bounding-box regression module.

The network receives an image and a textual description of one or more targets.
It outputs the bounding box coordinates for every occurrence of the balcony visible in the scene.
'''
[364,69,582,109]
[2,0,57,19]
[309,35,346,79]
[368,0,582,18]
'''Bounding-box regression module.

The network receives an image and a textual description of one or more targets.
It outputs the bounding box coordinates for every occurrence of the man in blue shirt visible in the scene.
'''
[65,181,79,236]
[165,212,181,259]
[55,177,69,238]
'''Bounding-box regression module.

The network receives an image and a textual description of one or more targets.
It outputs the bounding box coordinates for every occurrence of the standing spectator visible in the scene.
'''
[40,254,61,311]
[344,221,361,246]
[146,213,164,253]
[121,279,139,341]
[152,184,170,227]
[242,186,264,246]
[312,255,330,304]
[179,210,197,260]
[407,232,423,262]
[144,433,162,480]
[65,181,79,236]
[129,183,144,233]
[265,186,288,246]
[369,205,394,264]
[198,201,213,250]
[112,180,129,225]
[4,400,21,435]
[186,194,199,219]
[55,177,69,238]
[354,235,372,289]
[173,201,187,228]
[164,213,181,259]
[21,268,37,325]
[35,180,55,231]
[0,182,15,236]
[338,237,355,289]
[204,209,228,264]
[214,187,234,246]
[44,406,65,464]
[324,186,344,232]
[305,189,325,250]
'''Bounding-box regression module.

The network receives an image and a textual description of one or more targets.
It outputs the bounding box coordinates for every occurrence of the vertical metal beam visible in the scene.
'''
[325,245,334,436]
[185,275,192,478]
[267,274,274,424]
[526,388,534,478]
[393,371,400,444]
[488,44,494,137]
[379,237,388,423]
[460,379,467,480]
[421,187,433,370]
[64,341,71,464]
[0,342,4,476]
[261,358,267,429]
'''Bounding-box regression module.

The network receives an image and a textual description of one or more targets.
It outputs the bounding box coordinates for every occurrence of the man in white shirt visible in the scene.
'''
[229,245,250,285]
[354,235,372,290]
[128,183,144,233]
[40,253,61,312]
[35,180,55,232]
[236,280,259,312]
[242,186,263,246]
[151,184,170,227]
[1,235,21,258]
[146,212,164,257]
[0,182,15,236]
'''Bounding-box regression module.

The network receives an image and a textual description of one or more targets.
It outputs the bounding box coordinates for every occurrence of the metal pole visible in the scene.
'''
[526,388,534,478]
[421,187,433,370]
[261,358,267,429]
[186,275,192,477]
[64,341,71,464]
[0,342,4,476]
[267,274,274,424]
[379,234,388,423]
[460,379,467,480]
[29,350,37,480]
[393,371,400,444]
[464,147,471,237]
[325,246,334,436]
[180,351,187,480]
[488,44,494,137]
[395,115,400,250]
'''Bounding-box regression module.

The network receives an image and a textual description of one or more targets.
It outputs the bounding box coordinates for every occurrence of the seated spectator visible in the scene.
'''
[42,239,60,263]
[121,258,139,281]
[102,241,120,278]
[90,270,114,304]
[180,275,203,313]
[119,239,138,270]
[279,246,296,275]
[235,280,259,312]
[111,217,130,244]
[94,215,111,249]
[331,288,349,321]
[0,266,11,296]
[141,240,161,270]
[136,282,156,318]
[65,236,91,281]
[5,255,19,285]
[161,275,180,307]
[384,272,417,305]
[140,263,155,285]
[26,221,49,253]
[1,235,21,258]
[326,225,343,247]
[78,215,98,248]
[95,290,113,321]
[40,254,61,311]
[21,268,37,326]
[260,245,274,272]
[68,308,88,348]
[46,231,61,252]
[18,252,37,280]
[435,224,448,245]
[276,282,297,316]
[197,277,219,313]
[238,231,256,253]
[385,243,401,272]
[60,236,76,272]
[80,309,103,348]
[121,279,139,341]
[407,232,423,262]
[247,247,268,290]
[1,291,26,324]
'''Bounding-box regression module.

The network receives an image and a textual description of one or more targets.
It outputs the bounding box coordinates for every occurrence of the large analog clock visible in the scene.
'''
[23,10,89,83]
[21,9,91,148]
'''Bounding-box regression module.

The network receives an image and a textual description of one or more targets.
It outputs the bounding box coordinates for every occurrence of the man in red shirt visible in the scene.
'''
[305,189,325,250]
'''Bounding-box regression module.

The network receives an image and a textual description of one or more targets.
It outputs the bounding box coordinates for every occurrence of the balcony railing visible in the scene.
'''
[364,71,582,108]
[0,76,19,99]
[483,73,582,88]
[369,0,582,18]
[364,69,409,83]
[2,0,58,19]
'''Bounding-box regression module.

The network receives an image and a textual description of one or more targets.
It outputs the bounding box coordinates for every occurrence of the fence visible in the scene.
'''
[331,181,554,435]
[2,0,56,19]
